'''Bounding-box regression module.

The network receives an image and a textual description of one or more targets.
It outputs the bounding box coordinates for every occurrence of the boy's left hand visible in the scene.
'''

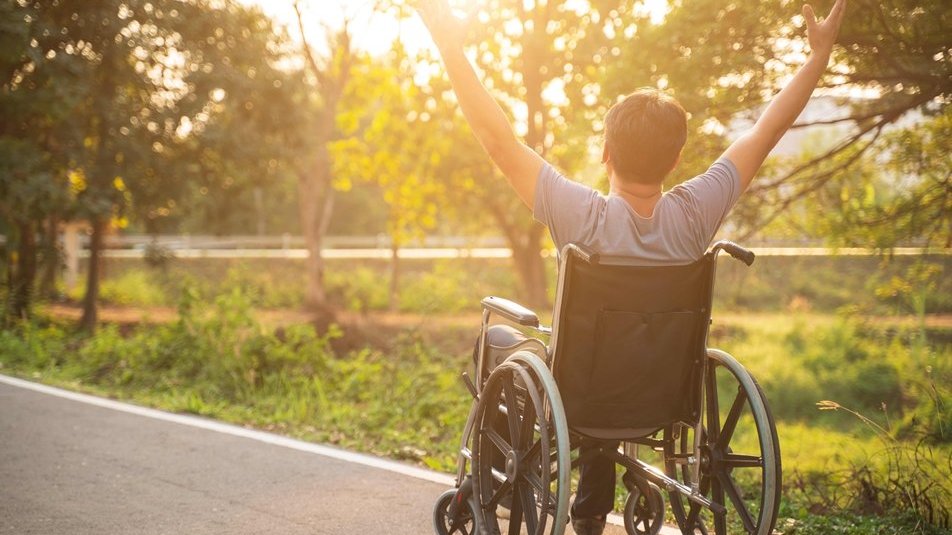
[803,0,847,57]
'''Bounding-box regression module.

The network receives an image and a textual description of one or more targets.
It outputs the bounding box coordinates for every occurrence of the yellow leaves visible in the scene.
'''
[863,182,876,208]
[333,176,353,192]
[111,215,129,229]
[113,176,126,192]
[68,169,87,195]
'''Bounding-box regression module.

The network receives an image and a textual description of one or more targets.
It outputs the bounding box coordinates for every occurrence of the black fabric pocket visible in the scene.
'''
[570,309,700,428]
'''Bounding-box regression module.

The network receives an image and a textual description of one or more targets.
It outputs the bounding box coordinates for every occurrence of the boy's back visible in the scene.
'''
[534,158,741,264]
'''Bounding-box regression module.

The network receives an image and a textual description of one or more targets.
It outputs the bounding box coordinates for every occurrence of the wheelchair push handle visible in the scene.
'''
[564,243,599,264]
[712,240,755,266]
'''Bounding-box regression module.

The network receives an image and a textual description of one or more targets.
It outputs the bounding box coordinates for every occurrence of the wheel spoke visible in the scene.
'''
[523,438,542,464]
[715,387,747,450]
[519,388,537,450]
[485,427,513,455]
[519,483,540,534]
[719,472,757,533]
[523,467,546,495]
[508,482,523,535]
[724,453,763,468]
[502,379,522,447]
[711,475,727,535]
[488,479,513,510]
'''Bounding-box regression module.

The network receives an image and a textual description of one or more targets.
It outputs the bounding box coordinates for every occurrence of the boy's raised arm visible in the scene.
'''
[723,0,847,191]
[416,0,545,209]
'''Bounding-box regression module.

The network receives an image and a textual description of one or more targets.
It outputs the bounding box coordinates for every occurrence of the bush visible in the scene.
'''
[99,269,169,307]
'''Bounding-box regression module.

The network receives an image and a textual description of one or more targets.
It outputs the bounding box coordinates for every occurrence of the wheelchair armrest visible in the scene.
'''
[481,296,540,328]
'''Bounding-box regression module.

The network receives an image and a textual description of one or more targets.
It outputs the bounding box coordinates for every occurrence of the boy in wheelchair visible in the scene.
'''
[418,1,846,533]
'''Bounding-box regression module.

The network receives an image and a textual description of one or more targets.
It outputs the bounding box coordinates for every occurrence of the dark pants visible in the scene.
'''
[572,441,617,518]
[475,325,616,519]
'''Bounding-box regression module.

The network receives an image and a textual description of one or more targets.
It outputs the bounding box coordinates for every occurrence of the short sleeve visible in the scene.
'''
[533,163,604,251]
[670,158,742,242]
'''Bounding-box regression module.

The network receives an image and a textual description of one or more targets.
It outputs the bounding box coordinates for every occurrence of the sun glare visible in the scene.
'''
[241,0,671,56]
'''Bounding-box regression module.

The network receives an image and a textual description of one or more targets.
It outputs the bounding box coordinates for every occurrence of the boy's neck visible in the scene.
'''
[611,176,663,218]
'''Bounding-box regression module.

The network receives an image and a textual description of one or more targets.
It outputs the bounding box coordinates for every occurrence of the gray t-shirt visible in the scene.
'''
[533,158,742,265]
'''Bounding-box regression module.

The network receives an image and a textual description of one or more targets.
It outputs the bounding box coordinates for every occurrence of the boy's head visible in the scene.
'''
[603,88,687,185]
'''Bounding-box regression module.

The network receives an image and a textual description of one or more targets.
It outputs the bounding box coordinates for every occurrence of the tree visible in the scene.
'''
[0,1,87,321]
[0,1,301,329]
[329,43,448,308]
[599,0,950,245]
[288,2,364,313]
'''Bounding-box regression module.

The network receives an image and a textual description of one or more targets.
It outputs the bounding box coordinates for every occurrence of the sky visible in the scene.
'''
[239,0,433,57]
[239,0,670,57]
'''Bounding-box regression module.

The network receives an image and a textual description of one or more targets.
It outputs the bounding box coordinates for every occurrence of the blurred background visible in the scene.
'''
[0,1,949,532]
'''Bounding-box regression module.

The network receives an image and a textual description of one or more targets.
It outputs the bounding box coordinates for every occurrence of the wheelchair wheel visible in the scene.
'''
[434,488,475,535]
[623,481,665,535]
[666,349,781,535]
[471,351,571,535]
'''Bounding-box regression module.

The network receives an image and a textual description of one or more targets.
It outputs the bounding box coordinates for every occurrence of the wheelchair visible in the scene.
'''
[433,241,781,535]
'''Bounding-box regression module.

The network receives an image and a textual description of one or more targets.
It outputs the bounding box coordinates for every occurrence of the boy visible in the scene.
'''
[417,0,846,533]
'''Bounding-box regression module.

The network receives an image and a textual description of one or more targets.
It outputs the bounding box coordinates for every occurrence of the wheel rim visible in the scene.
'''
[472,361,563,535]
[666,350,781,535]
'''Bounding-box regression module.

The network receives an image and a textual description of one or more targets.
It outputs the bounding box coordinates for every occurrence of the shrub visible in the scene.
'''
[99,269,169,307]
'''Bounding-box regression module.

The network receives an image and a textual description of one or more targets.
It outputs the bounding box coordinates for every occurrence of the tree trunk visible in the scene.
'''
[38,215,59,299]
[10,220,37,321]
[298,162,335,312]
[510,225,549,308]
[388,243,400,312]
[79,217,105,332]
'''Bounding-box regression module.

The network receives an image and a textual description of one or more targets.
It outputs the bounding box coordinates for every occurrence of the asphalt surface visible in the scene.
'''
[0,377,456,534]
[0,376,645,535]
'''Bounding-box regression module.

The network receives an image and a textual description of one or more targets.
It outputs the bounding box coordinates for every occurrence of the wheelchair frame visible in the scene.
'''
[434,241,781,535]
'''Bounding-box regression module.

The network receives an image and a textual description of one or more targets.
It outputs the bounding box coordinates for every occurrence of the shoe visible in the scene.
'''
[571,514,606,535]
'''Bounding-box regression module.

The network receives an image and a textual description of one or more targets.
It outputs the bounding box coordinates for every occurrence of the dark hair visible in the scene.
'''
[604,88,687,185]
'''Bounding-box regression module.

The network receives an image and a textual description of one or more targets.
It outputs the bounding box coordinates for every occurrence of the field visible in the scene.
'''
[2,252,950,533]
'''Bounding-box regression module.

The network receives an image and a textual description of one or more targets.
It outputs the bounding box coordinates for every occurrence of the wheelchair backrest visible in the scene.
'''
[549,244,716,432]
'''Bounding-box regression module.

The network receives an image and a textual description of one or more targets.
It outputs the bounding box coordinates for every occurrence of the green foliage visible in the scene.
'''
[98,270,168,307]
[326,267,390,314]
[778,509,950,535]
[397,262,479,314]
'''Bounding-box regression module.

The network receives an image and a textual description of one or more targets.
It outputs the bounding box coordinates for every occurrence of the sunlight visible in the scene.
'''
[240,0,671,56]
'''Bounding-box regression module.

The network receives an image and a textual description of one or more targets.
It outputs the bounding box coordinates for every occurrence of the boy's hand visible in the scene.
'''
[415,0,466,50]
[803,0,846,57]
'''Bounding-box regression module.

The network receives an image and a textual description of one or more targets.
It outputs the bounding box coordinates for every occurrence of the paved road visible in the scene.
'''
[0,377,457,534]
[0,376,647,535]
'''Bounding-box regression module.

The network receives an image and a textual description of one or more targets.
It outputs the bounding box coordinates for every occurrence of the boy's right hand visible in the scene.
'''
[803,0,847,57]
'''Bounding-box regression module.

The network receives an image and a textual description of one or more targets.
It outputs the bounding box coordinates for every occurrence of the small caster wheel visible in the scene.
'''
[433,488,475,535]
[623,482,665,535]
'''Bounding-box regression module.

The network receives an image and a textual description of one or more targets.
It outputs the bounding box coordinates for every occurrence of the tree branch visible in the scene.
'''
[739,128,884,241]
[293,1,328,89]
